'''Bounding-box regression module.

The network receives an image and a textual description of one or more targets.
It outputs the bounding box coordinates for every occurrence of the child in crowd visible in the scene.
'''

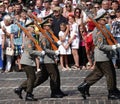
[66,14,80,69]
[58,23,71,71]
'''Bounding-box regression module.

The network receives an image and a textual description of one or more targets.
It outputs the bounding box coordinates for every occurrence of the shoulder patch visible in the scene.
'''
[98,37,102,42]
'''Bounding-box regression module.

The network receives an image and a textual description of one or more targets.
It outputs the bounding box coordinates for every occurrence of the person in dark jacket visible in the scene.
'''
[51,6,68,38]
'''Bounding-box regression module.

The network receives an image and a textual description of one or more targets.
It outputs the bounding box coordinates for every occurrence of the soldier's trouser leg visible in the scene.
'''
[84,62,104,86]
[34,64,49,87]
[46,63,61,92]
[101,61,117,90]
[85,61,117,90]
[20,65,36,93]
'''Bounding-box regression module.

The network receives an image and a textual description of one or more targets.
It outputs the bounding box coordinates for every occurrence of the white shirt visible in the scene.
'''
[0,29,4,45]
[38,9,53,18]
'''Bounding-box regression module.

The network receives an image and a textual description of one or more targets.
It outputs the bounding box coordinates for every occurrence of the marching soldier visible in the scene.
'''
[14,26,45,101]
[34,21,67,98]
[77,12,120,100]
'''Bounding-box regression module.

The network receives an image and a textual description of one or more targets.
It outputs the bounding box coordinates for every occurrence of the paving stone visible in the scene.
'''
[0,69,120,104]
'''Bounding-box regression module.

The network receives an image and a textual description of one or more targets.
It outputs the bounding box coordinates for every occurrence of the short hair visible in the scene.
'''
[3,15,12,22]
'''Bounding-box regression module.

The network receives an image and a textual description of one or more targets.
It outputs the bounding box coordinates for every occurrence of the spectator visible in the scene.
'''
[0,3,7,19]
[66,14,80,69]
[93,3,100,16]
[52,0,60,6]
[14,3,22,15]
[10,14,24,71]
[74,7,83,25]
[7,5,14,17]
[1,15,13,73]
[58,23,71,71]
[97,0,112,15]
[62,2,73,18]
[51,6,68,38]
[111,10,120,68]
[79,24,88,70]
[38,0,53,19]
[3,0,9,13]
[111,1,119,12]
[34,0,44,15]
[0,23,5,73]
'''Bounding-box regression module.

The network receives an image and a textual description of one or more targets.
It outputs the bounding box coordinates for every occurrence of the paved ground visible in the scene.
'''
[0,67,120,104]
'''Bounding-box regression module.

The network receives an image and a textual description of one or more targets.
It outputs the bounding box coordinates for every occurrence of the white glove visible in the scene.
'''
[116,43,120,48]
[57,40,62,45]
[55,50,60,55]
[112,45,117,50]
[41,51,45,56]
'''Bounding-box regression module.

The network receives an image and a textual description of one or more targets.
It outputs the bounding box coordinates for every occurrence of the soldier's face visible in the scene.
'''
[99,19,106,25]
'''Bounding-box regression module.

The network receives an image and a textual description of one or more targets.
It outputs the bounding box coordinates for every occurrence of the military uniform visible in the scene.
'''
[14,36,44,101]
[77,12,120,100]
[85,27,117,89]
[34,34,66,98]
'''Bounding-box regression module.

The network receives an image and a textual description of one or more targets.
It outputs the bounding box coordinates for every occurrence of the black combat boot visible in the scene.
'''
[57,89,68,96]
[14,87,23,99]
[108,89,120,100]
[78,82,90,99]
[25,93,37,101]
[51,90,64,98]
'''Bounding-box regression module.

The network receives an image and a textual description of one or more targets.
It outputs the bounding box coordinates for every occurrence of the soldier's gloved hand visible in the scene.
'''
[112,45,117,50]
[55,50,60,55]
[57,40,62,45]
[116,43,120,48]
[41,50,45,56]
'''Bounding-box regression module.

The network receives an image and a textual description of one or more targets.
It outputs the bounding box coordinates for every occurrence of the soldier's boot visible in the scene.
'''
[25,93,37,101]
[14,87,23,99]
[78,82,90,99]
[108,88,120,100]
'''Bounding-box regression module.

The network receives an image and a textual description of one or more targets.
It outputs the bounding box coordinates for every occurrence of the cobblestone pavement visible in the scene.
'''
[0,67,120,104]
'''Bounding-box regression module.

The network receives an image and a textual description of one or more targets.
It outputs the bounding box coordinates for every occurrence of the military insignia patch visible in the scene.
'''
[42,42,46,46]
[98,37,102,42]
[28,44,32,48]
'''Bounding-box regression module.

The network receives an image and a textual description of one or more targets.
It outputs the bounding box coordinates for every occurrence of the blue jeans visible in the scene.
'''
[0,45,3,69]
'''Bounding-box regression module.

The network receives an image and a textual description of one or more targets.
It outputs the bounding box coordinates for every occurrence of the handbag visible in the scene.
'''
[5,47,14,56]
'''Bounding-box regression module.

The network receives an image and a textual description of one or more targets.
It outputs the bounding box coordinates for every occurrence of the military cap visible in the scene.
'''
[25,19,34,27]
[94,12,107,21]
[42,13,53,20]
[39,19,51,28]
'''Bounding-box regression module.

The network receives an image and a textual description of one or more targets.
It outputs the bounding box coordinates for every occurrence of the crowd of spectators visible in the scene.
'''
[0,0,120,73]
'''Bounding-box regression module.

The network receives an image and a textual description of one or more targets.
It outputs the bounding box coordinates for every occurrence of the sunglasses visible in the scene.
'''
[75,11,80,13]
[66,6,71,8]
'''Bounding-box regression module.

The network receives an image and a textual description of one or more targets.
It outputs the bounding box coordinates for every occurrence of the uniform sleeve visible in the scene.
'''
[29,50,44,56]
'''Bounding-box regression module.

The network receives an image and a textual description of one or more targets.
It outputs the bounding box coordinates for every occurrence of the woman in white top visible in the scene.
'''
[65,14,80,69]
[1,15,13,72]
[58,23,71,71]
